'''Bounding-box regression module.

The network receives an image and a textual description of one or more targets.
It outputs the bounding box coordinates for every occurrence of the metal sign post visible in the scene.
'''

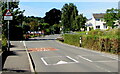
[4,1,13,51]
[7,20,10,51]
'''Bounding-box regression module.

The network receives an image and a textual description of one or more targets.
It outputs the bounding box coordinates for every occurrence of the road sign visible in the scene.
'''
[4,10,12,16]
[4,10,13,20]
[4,16,13,20]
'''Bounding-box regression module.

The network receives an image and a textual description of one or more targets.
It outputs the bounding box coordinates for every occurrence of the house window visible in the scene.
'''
[95,19,100,21]
[96,26,100,29]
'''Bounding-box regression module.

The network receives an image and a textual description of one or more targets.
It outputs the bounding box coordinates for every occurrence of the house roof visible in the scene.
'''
[93,13,106,18]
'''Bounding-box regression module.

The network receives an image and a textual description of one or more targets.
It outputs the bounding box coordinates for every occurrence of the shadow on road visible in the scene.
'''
[2,69,28,72]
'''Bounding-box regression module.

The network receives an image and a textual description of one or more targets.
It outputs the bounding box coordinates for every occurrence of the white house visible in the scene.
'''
[85,13,108,31]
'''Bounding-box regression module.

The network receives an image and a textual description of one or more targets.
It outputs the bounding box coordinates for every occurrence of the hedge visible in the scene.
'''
[63,34,120,54]
[63,34,81,47]
[82,35,120,54]
[2,34,7,51]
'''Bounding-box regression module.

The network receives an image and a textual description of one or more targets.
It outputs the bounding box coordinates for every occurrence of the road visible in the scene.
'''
[24,34,118,72]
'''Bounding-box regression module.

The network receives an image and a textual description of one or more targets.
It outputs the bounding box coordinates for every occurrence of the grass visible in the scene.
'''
[75,31,87,34]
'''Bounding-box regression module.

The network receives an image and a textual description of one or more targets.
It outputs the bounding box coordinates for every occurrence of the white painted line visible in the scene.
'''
[57,60,68,64]
[78,55,93,62]
[23,41,35,72]
[66,56,79,63]
[95,65,111,72]
[56,40,118,60]
[41,58,48,65]
[51,62,78,66]
[101,55,118,61]
[93,61,117,62]
[41,56,79,66]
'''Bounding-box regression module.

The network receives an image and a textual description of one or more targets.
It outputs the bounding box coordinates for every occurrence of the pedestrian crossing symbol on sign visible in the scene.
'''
[4,10,13,20]
[4,10,12,16]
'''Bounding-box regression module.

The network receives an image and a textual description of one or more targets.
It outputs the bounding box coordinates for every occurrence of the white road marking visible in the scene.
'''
[57,60,68,64]
[56,40,118,61]
[41,56,79,65]
[22,41,35,72]
[51,62,78,66]
[41,58,48,65]
[93,61,117,62]
[101,55,118,61]
[78,55,93,62]
[95,65,111,72]
[66,56,79,63]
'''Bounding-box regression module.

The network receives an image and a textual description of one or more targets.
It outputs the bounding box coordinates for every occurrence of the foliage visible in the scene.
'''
[75,31,87,35]
[44,8,61,34]
[22,25,30,34]
[52,24,61,34]
[2,2,25,40]
[44,8,61,26]
[73,14,87,31]
[63,34,81,46]
[88,29,104,36]
[61,3,78,31]
[2,34,7,51]
[29,21,38,31]
[104,8,120,28]
[82,35,119,54]
[23,16,42,30]
[62,29,120,54]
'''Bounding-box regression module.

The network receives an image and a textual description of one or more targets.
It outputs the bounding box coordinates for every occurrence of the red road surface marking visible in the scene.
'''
[28,47,58,52]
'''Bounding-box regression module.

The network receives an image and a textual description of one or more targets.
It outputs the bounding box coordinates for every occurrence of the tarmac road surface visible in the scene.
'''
[24,34,118,73]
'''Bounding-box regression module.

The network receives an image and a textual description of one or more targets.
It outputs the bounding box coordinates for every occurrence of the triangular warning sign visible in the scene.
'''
[4,10,12,16]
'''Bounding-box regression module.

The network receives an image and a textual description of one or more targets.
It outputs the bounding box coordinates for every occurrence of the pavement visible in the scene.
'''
[2,41,33,74]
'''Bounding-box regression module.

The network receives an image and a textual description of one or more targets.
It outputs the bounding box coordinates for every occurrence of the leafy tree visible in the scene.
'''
[73,14,87,31]
[38,23,50,34]
[23,16,44,32]
[1,2,25,40]
[61,3,78,31]
[44,8,61,26]
[44,8,61,34]
[104,8,119,28]
[29,21,38,31]
[22,25,30,34]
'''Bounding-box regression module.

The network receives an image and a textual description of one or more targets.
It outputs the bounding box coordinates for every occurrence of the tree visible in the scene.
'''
[104,8,119,28]
[29,21,38,31]
[44,8,61,26]
[44,8,61,34]
[73,14,87,31]
[61,3,78,31]
[38,23,50,34]
[2,2,25,40]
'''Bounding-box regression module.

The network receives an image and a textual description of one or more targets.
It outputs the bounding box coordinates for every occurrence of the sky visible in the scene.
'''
[19,1,119,19]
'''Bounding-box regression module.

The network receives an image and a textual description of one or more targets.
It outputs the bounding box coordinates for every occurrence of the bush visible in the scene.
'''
[2,34,7,51]
[63,34,119,54]
[82,35,119,54]
[63,34,81,46]
[62,29,119,54]
[88,29,104,36]
[82,35,100,50]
